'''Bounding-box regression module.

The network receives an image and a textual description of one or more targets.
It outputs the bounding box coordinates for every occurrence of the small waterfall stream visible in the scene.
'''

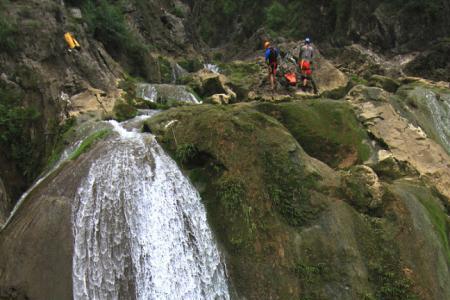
[72,116,229,299]
[136,84,200,104]
[425,91,450,153]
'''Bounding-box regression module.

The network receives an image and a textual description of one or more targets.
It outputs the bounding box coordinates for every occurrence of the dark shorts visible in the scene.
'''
[269,63,277,75]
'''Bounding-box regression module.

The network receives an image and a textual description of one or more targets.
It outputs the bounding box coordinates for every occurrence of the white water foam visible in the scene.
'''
[72,119,229,300]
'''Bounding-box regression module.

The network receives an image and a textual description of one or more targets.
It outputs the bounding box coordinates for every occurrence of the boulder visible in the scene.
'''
[371,150,418,180]
[346,84,450,202]
[209,93,231,105]
[341,165,384,213]
[369,75,400,93]
[187,70,237,103]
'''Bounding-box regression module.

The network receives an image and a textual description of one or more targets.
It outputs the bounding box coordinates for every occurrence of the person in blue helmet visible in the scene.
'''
[298,37,318,94]
[264,41,279,91]
[299,37,314,64]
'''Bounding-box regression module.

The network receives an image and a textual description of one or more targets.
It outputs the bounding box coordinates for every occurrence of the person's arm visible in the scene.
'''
[265,49,269,63]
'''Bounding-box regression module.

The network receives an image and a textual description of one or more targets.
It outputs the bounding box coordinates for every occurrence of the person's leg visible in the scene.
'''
[310,77,318,94]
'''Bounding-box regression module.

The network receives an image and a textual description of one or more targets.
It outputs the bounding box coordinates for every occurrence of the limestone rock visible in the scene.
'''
[69,88,119,117]
[189,70,237,103]
[341,165,384,213]
[369,75,400,93]
[346,84,450,202]
[209,93,231,105]
[371,150,418,180]
[69,7,82,19]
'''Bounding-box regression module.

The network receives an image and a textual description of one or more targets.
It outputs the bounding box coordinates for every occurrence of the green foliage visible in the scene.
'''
[69,129,110,160]
[158,56,172,83]
[369,263,414,300]
[0,82,41,181]
[46,117,77,168]
[82,0,150,79]
[113,100,138,122]
[172,5,185,18]
[0,16,18,53]
[178,58,203,73]
[175,143,198,164]
[265,2,288,31]
[293,261,328,284]
[217,177,246,212]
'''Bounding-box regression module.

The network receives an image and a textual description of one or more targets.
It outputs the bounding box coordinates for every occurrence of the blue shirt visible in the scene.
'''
[265,47,279,63]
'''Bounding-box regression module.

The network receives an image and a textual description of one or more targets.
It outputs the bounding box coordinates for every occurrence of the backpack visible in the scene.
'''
[268,47,277,63]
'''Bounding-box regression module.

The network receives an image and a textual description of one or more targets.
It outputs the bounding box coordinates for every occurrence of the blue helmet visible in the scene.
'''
[305,37,311,44]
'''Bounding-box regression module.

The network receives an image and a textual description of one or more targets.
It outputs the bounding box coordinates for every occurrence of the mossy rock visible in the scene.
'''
[113,100,137,121]
[146,103,337,299]
[255,100,372,169]
[369,75,400,93]
[218,61,263,100]
[177,58,203,73]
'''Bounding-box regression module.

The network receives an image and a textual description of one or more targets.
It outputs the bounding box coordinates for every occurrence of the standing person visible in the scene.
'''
[298,37,314,65]
[264,41,279,91]
[298,37,318,94]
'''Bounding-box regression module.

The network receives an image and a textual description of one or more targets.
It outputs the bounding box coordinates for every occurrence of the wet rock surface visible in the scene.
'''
[347,85,450,202]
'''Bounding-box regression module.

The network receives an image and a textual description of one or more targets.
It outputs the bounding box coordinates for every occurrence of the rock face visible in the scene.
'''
[346,85,450,202]
[0,0,123,206]
[392,81,450,154]
[0,179,8,226]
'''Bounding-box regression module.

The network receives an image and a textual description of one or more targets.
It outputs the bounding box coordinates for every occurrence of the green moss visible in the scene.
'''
[46,117,77,168]
[218,61,262,98]
[158,56,172,83]
[355,217,417,300]
[264,151,323,227]
[69,129,111,160]
[178,58,203,73]
[256,100,371,168]
[0,15,19,53]
[113,100,138,122]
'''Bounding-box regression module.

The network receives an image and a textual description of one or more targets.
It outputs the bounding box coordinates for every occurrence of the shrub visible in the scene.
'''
[175,143,199,165]
[113,100,137,122]
[0,16,19,53]
[82,0,151,79]
[0,82,41,180]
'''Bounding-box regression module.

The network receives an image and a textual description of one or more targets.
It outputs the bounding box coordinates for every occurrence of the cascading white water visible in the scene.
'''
[136,83,200,104]
[72,118,229,300]
[203,64,220,74]
[425,91,450,153]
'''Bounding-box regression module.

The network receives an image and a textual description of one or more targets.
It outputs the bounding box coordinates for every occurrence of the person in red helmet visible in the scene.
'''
[264,41,279,91]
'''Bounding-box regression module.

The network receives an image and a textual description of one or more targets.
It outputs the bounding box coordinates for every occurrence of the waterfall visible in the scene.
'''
[136,83,200,104]
[204,64,220,74]
[425,91,450,153]
[72,118,229,300]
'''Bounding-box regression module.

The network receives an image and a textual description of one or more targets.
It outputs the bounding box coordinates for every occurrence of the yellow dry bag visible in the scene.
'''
[64,32,81,49]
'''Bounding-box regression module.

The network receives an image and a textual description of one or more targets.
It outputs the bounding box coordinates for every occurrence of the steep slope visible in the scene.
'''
[146,102,450,299]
